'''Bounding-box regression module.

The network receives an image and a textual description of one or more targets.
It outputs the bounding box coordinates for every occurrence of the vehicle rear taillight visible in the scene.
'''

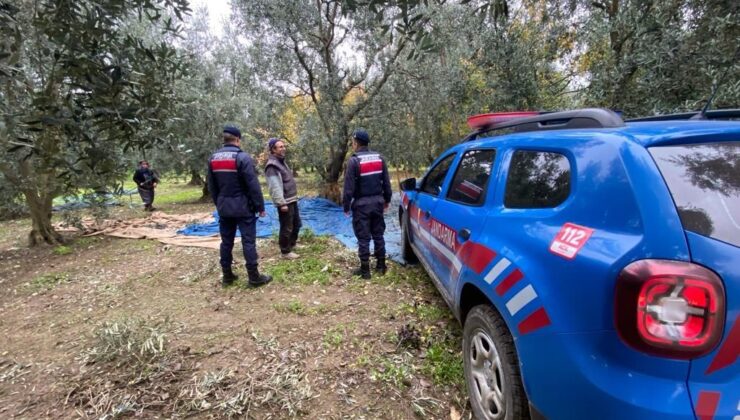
[615,260,725,358]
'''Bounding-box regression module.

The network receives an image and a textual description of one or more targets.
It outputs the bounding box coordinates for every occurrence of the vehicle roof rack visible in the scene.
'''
[464,108,624,142]
[625,109,740,122]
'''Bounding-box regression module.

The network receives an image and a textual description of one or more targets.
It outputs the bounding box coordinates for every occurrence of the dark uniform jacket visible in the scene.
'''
[207,144,265,218]
[342,147,392,213]
[133,168,159,190]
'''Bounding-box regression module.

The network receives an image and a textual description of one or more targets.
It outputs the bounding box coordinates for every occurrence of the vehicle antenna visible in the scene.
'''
[692,46,739,120]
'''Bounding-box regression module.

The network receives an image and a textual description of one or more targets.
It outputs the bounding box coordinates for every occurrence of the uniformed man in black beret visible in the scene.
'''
[207,125,272,287]
[342,129,392,279]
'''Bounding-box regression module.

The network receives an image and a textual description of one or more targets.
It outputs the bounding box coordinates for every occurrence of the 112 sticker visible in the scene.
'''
[550,223,594,260]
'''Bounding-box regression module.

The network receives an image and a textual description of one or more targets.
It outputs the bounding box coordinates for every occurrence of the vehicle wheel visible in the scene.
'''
[401,212,418,264]
[463,305,529,420]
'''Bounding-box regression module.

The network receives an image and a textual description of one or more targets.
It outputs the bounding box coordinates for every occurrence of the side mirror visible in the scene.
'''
[400,177,417,192]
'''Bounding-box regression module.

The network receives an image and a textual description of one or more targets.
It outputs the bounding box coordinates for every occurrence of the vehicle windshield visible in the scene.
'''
[649,141,740,247]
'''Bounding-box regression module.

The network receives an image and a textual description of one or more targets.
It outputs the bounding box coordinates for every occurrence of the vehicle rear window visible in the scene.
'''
[649,142,740,247]
[504,150,571,208]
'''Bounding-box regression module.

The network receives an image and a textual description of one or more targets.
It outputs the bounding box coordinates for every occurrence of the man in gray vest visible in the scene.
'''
[265,138,302,259]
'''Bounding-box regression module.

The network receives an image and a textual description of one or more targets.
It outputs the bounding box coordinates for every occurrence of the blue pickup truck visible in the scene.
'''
[399,108,739,419]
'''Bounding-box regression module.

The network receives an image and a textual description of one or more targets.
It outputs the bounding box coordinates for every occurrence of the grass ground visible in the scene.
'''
[0,177,469,419]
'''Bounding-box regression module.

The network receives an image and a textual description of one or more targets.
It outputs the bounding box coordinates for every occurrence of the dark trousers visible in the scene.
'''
[352,199,386,261]
[278,202,302,254]
[219,216,258,269]
[137,187,154,206]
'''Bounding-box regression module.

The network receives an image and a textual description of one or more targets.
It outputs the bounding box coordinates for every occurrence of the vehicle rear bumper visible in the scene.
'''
[517,330,695,419]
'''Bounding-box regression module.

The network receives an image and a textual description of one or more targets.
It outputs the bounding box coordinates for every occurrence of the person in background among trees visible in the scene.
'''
[133,160,160,211]
[207,125,272,288]
[265,137,302,260]
[342,129,392,279]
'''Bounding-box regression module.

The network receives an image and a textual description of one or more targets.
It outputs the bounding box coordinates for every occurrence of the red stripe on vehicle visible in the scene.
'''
[410,203,419,221]
[418,212,430,229]
[458,242,496,275]
[695,391,721,420]
[211,159,237,171]
[402,193,409,208]
[495,269,524,296]
[360,160,383,174]
[408,204,419,225]
[705,314,740,375]
[518,307,551,335]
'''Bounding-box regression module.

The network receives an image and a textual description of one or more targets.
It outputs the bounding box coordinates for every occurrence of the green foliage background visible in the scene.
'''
[0,0,737,239]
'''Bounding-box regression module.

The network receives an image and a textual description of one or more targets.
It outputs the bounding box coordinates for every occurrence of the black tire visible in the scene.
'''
[463,305,529,420]
[401,211,418,264]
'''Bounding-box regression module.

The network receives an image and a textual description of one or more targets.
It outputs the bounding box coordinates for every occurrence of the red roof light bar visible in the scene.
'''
[467,111,541,129]
[461,108,626,143]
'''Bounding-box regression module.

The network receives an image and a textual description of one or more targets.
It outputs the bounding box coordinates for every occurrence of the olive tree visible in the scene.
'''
[0,0,189,245]
[233,0,420,201]
[351,0,576,171]
[575,0,739,116]
[153,5,292,200]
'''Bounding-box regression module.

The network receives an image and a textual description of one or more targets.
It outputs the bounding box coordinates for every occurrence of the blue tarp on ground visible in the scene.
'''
[178,196,403,263]
[52,189,139,212]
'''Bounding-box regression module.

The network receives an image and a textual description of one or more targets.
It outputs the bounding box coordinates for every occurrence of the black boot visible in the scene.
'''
[222,267,238,286]
[375,257,387,276]
[247,267,272,288]
[352,260,371,279]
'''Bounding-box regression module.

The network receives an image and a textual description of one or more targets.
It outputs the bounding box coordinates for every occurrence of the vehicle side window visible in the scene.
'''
[447,149,496,206]
[421,154,456,196]
[504,150,571,208]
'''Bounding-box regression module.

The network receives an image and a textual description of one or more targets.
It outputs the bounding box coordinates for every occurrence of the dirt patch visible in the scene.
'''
[0,210,470,419]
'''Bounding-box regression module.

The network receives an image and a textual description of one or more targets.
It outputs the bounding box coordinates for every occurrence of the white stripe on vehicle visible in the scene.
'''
[505,285,537,316]
[484,258,511,284]
[410,218,429,245]
[410,218,421,236]
[427,232,462,272]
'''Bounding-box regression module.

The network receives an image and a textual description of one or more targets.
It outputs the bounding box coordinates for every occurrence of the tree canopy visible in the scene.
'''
[0,0,737,244]
[0,0,190,244]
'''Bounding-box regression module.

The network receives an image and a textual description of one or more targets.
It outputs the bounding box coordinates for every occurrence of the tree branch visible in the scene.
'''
[344,40,390,96]
[347,39,407,121]
[0,161,20,185]
[289,34,318,104]
[591,1,607,12]
[289,33,333,143]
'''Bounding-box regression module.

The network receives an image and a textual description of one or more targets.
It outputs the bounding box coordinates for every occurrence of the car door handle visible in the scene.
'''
[459,228,471,241]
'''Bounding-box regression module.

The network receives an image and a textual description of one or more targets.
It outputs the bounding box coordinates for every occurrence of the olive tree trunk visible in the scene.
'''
[188,169,204,186]
[25,189,63,246]
[319,135,350,203]
[199,174,211,202]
